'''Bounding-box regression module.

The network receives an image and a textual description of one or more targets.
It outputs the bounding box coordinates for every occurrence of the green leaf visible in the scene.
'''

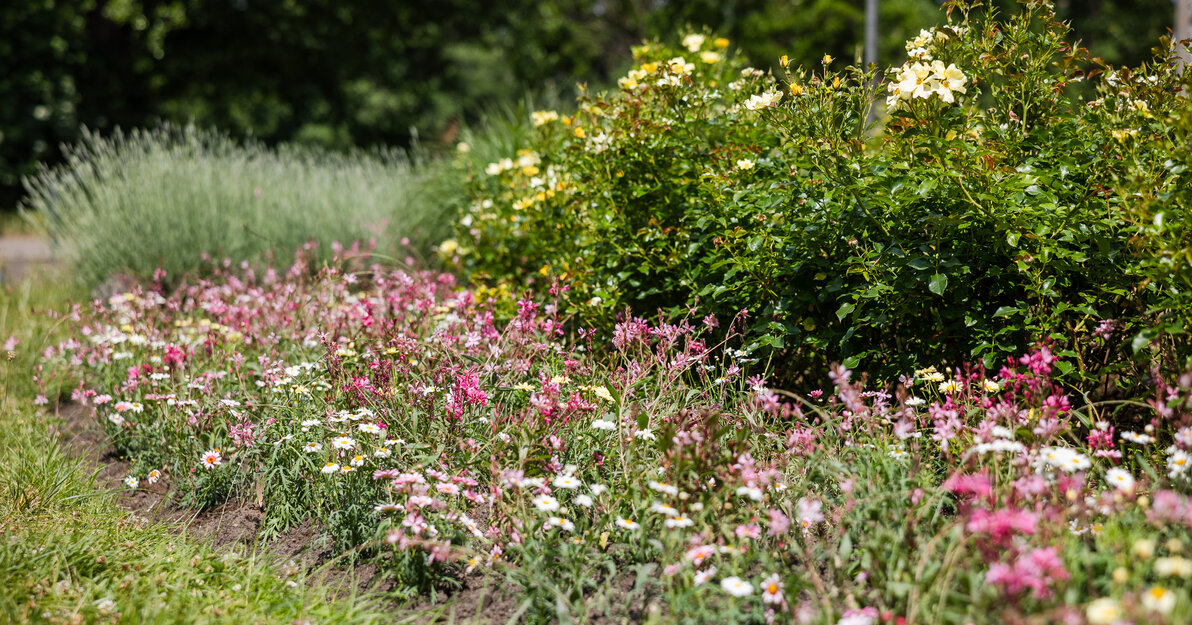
[928,273,948,296]
[836,301,855,320]
[908,257,932,271]
[839,532,853,558]
[993,306,1019,318]
[1132,328,1159,353]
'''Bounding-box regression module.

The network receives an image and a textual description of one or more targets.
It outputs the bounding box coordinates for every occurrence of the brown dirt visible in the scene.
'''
[53,402,356,585]
[53,401,656,623]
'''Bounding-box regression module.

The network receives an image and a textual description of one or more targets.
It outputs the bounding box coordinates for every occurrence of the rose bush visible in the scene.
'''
[452,1,1192,393]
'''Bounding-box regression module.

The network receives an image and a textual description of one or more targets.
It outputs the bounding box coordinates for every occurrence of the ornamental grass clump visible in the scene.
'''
[21,123,456,288]
[25,247,1192,624]
[452,0,1192,393]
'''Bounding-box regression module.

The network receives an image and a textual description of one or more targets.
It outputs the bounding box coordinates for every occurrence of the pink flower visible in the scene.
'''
[797,498,824,529]
[966,507,1038,542]
[685,545,716,566]
[767,509,791,536]
[985,546,1069,599]
[761,573,784,605]
[1011,474,1048,499]
[1148,490,1192,528]
[943,472,992,500]
[836,607,878,625]
[229,421,257,447]
[735,523,762,539]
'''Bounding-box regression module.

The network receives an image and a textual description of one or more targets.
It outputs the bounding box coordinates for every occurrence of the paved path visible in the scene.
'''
[0,235,55,283]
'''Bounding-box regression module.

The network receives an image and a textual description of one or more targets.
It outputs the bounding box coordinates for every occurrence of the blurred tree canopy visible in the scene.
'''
[0,0,1178,209]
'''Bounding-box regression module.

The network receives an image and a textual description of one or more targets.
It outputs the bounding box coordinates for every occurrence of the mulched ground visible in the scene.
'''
[50,401,577,624]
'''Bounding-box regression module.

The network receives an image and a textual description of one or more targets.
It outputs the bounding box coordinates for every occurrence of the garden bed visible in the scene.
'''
[21,251,1191,625]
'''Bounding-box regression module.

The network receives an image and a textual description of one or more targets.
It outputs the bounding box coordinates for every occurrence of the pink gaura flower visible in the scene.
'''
[797,498,824,529]
[966,507,1039,543]
[943,472,993,500]
[735,523,762,539]
[985,546,1069,599]
[767,509,791,536]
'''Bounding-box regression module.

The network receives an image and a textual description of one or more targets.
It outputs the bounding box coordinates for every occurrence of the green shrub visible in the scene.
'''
[454,2,1192,391]
[1117,60,1192,369]
[22,123,459,288]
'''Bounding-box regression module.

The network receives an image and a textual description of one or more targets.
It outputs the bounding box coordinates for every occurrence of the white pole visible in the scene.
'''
[1178,0,1191,69]
[865,0,879,128]
[865,0,878,69]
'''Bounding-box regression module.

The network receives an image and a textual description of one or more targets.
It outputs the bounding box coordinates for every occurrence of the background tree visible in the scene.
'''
[0,0,1176,211]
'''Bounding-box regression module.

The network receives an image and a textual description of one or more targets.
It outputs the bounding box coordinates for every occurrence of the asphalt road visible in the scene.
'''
[0,235,54,283]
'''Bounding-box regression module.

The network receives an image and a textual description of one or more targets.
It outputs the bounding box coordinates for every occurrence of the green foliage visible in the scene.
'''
[0,284,387,625]
[5,0,1165,212]
[21,124,457,288]
[456,2,1192,390]
[0,415,389,625]
[1115,59,1192,371]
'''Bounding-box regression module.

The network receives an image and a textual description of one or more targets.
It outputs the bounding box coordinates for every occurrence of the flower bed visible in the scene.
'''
[31,250,1192,624]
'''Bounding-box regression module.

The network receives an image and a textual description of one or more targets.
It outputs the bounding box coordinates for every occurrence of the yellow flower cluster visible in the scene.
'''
[617,34,728,90]
[532,110,559,127]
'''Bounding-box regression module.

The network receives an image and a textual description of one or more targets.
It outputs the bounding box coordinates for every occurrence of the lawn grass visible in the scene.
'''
[0,279,392,625]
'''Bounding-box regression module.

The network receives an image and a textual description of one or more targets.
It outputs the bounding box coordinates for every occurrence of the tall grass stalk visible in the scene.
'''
[21,124,459,288]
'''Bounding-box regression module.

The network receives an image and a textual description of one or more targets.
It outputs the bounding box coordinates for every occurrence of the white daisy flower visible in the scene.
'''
[649,480,679,496]
[720,576,753,597]
[1121,431,1154,444]
[615,517,640,530]
[1168,451,1191,479]
[533,495,560,512]
[735,485,763,501]
[665,515,694,529]
[1105,468,1135,493]
[545,517,575,532]
[650,502,680,517]
[553,475,582,490]
[200,449,223,468]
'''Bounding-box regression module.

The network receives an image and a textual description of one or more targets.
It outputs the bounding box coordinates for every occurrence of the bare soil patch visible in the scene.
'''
[51,401,549,623]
